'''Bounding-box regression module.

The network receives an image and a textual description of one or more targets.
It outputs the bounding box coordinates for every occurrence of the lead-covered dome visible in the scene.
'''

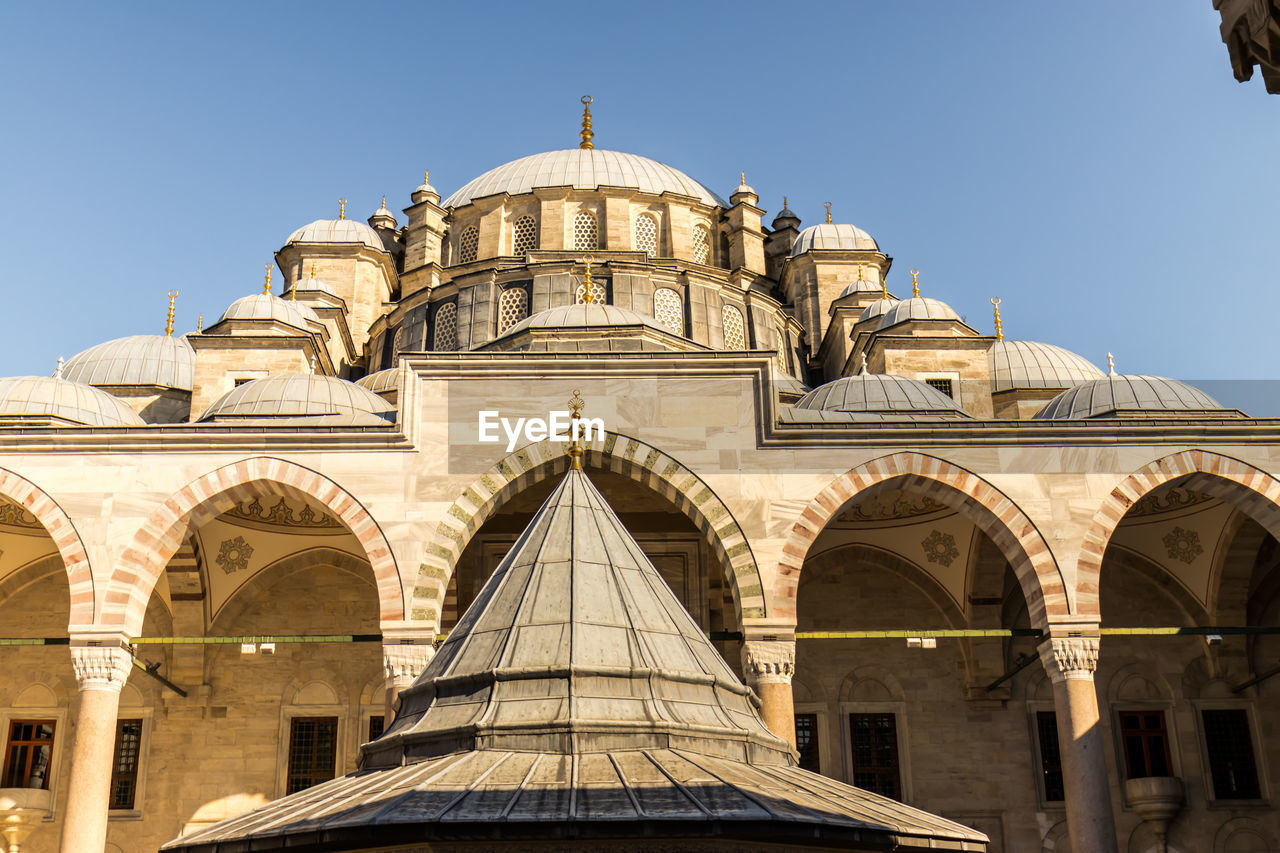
[199,374,395,425]
[442,149,727,208]
[856,297,900,326]
[794,374,968,417]
[63,334,195,392]
[879,296,962,327]
[791,223,878,256]
[1033,375,1235,419]
[990,340,1104,393]
[285,218,387,252]
[218,294,321,329]
[502,303,670,337]
[0,376,146,427]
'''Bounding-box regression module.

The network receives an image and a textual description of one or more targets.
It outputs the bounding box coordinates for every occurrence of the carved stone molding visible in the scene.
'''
[69,645,133,692]
[383,643,436,685]
[1038,636,1100,683]
[740,640,795,685]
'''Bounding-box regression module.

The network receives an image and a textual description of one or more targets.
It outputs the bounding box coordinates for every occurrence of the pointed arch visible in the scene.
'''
[0,467,94,627]
[774,452,1067,628]
[412,432,764,627]
[1077,450,1280,620]
[105,457,402,635]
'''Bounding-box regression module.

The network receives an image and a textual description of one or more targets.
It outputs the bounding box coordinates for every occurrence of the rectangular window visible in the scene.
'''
[2,719,56,789]
[850,713,901,799]
[924,378,954,398]
[110,719,143,810]
[795,713,819,773]
[1118,710,1172,779]
[1202,709,1261,800]
[286,717,338,795]
[1036,711,1065,802]
[368,715,385,742]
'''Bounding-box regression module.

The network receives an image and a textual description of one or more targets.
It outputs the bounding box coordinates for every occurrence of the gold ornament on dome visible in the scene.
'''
[991,297,1003,342]
[579,96,594,150]
[566,389,586,470]
[263,264,273,294]
[338,198,348,220]
[165,289,179,336]
[910,268,920,298]
[824,202,832,224]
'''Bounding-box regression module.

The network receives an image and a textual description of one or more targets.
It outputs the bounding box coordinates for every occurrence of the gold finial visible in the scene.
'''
[581,256,596,303]
[1107,352,1116,376]
[165,289,179,336]
[197,313,203,333]
[380,194,387,210]
[338,198,348,220]
[880,273,889,299]
[423,169,430,186]
[824,202,832,224]
[990,298,1003,341]
[909,268,920,297]
[740,170,746,186]
[310,261,318,279]
[567,389,586,470]
[263,264,273,294]
[783,196,789,210]
[857,264,867,282]
[579,95,594,150]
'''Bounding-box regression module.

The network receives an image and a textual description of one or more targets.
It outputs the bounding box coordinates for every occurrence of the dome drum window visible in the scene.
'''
[458,226,479,265]
[722,305,746,350]
[575,277,607,306]
[511,215,538,257]
[497,287,529,334]
[433,303,459,352]
[653,288,683,334]
[634,214,659,257]
[573,211,599,252]
[691,225,711,266]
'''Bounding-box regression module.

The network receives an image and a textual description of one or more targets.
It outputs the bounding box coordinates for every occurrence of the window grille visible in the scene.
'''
[653,288,683,333]
[1118,710,1172,779]
[368,716,385,741]
[692,225,711,265]
[722,305,746,349]
[1202,709,1261,799]
[110,719,143,809]
[458,226,479,264]
[1036,711,1065,802]
[286,717,338,795]
[433,303,458,351]
[512,215,538,256]
[849,713,901,800]
[573,211,598,251]
[795,713,820,773]
[498,288,529,334]
[575,278,606,305]
[2,720,55,789]
[634,214,658,257]
[925,377,954,398]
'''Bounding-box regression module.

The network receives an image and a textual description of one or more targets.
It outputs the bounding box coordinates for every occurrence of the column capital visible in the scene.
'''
[1038,635,1100,683]
[740,639,796,685]
[69,643,133,693]
[383,642,436,684]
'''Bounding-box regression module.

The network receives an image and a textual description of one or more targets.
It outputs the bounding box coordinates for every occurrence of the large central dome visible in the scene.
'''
[443,149,728,208]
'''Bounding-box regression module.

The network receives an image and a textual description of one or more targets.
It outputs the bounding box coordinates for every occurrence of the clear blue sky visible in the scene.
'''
[1,3,1276,398]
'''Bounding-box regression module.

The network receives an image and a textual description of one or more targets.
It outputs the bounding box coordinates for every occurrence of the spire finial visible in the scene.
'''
[310,261,318,279]
[1107,352,1116,376]
[263,264,273,294]
[910,268,920,298]
[54,357,63,379]
[857,264,866,282]
[580,256,596,303]
[197,312,203,333]
[991,297,1003,342]
[424,169,430,186]
[824,202,832,224]
[567,389,586,470]
[165,289,179,336]
[880,272,889,299]
[579,96,594,150]
[338,198,348,220]
[783,195,789,210]
[380,194,387,210]
[740,170,746,186]
[855,351,868,375]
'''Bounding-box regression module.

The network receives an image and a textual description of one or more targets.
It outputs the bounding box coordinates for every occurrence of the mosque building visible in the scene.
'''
[0,99,1277,853]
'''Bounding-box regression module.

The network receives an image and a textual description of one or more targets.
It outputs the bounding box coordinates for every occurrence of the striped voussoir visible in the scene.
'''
[0,467,95,626]
[104,456,403,635]
[773,451,1068,627]
[412,432,765,625]
[1076,450,1280,620]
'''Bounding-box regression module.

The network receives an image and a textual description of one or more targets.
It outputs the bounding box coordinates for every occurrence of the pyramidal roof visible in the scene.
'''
[164,469,987,852]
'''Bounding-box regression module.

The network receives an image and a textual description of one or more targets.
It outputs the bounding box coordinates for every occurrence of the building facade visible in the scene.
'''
[1,109,1278,852]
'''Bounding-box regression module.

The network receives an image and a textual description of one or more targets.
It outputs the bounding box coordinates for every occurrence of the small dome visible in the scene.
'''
[879,296,962,327]
[773,369,810,402]
[286,273,338,299]
[795,374,967,417]
[200,374,394,425]
[501,303,673,339]
[0,376,146,427]
[772,206,801,229]
[285,219,387,252]
[355,367,399,396]
[990,340,1104,393]
[839,279,884,299]
[218,294,321,329]
[63,334,195,392]
[791,223,878,256]
[1033,375,1234,419]
[856,297,900,326]
[443,149,727,208]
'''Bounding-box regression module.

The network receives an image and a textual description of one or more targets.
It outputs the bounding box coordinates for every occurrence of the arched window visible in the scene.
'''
[433,303,458,351]
[776,328,790,369]
[512,215,537,256]
[634,214,658,257]
[722,304,746,350]
[692,224,711,266]
[573,211,598,252]
[719,233,731,269]
[653,288,683,334]
[458,226,479,264]
[575,277,606,305]
[497,288,529,334]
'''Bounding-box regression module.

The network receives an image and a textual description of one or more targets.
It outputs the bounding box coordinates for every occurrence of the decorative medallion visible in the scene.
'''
[921,529,960,567]
[0,500,43,530]
[228,497,342,529]
[1162,526,1203,564]
[215,536,254,574]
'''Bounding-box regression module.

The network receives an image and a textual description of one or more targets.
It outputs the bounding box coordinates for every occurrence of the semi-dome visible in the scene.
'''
[63,334,195,392]
[0,376,147,427]
[501,303,672,338]
[791,223,878,256]
[285,218,387,252]
[199,374,394,425]
[879,296,962,327]
[1033,375,1235,420]
[794,374,967,417]
[218,293,321,329]
[355,367,399,397]
[990,340,1104,393]
[442,149,727,208]
[857,297,900,326]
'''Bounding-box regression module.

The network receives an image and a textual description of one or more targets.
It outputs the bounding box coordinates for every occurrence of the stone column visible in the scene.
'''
[382,642,436,723]
[60,641,132,853]
[741,639,796,747]
[1039,635,1118,853]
